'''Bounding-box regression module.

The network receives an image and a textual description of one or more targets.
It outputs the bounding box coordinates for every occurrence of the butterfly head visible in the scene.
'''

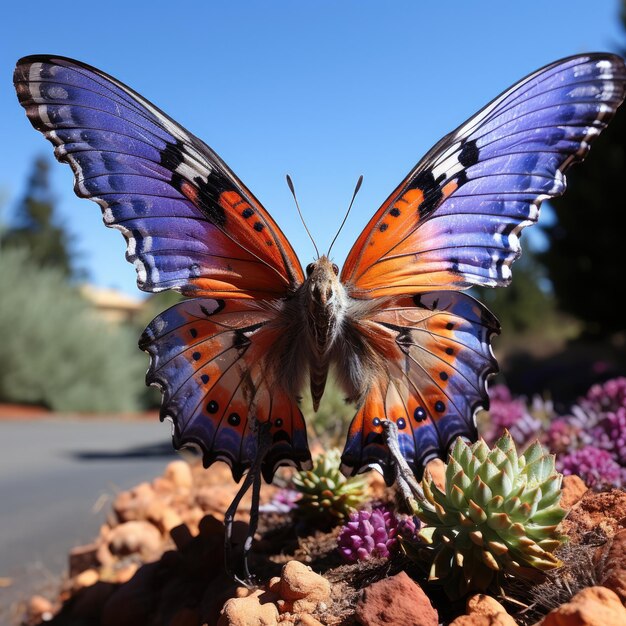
[302,255,347,357]
[305,256,340,307]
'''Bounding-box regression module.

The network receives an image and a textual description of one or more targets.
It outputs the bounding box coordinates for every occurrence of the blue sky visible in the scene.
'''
[1,1,624,298]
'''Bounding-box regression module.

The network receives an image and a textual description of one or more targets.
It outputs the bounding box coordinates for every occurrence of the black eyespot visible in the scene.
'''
[332,263,339,275]
[306,262,315,276]
[372,417,381,427]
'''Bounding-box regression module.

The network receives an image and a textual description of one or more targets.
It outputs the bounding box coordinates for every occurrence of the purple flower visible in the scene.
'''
[557,445,623,490]
[592,407,626,465]
[583,377,626,414]
[259,488,300,514]
[545,418,583,455]
[483,385,542,447]
[337,506,419,563]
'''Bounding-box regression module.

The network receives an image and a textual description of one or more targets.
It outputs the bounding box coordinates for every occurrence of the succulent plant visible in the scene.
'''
[558,445,624,490]
[337,505,419,563]
[291,448,368,528]
[416,431,567,598]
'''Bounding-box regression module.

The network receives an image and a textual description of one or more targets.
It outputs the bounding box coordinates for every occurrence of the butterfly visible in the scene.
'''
[14,53,626,578]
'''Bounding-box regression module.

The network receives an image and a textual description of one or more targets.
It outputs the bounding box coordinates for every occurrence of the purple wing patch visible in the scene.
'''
[341,292,500,481]
[13,56,303,299]
[139,298,311,481]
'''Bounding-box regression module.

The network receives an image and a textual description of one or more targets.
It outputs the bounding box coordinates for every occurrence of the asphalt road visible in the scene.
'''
[0,416,177,613]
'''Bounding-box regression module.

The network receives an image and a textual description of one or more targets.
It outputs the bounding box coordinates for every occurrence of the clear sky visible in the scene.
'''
[1,1,624,298]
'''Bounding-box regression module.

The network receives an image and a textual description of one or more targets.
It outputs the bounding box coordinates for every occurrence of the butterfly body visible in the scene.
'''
[13,53,626,488]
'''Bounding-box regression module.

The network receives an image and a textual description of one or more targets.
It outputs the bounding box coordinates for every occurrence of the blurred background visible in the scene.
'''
[1,0,626,615]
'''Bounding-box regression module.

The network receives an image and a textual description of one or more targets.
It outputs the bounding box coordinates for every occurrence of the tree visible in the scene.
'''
[540,4,626,337]
[2,156,74,277]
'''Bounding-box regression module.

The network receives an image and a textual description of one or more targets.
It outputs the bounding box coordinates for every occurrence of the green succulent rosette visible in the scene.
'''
[292,448,368,528]
[417,431,567,598]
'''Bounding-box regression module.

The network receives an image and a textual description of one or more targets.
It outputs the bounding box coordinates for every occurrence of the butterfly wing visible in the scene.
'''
[341,53,626,298]
[140,298,311,480]
[14,55,304,299]
[341,293,499,480]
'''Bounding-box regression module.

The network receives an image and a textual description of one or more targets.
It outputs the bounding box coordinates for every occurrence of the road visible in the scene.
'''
[0,416,177,613]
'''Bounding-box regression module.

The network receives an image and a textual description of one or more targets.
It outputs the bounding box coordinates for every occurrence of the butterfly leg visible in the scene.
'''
[382,420,424,514]
[223,421,272,586]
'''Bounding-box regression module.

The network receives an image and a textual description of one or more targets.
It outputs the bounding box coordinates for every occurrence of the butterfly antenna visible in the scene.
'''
[327,175,363,256]
[286,174,320,258]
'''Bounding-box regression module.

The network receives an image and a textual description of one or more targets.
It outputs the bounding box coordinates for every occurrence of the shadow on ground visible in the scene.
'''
[69,442,177,461]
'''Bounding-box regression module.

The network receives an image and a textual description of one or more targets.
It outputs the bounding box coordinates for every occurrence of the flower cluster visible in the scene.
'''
[337,505,419,563]
[558,446,623,490]
[481,384,551,448]
[481,377,626,489]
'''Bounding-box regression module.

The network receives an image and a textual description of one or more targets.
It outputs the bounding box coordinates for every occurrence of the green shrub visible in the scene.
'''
[0,247,147,412]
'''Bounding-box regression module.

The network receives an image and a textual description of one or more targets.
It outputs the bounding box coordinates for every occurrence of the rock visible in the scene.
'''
[539,586,626,626]
[101,562,159,626]
[169,606,201,626]
[355,571,437,626]
[73,568,100,589]
[597,529,626,604]
[278,561,331,613]
[560,475,588,510]
[68,541,100,577]
[217,589,279,626]
[113,481,155,522]
[27,595,54,622]
[112,563,139,584]
[108,520,163,558]
[449,594,517,626]
[425,459,447,493]
[67,581,116,620]
[450,615,516,626]
[298,616,325,626]
[561,489,626,543]
[164,460,194,491]
[145,499,184,535]
[195,485,250,521]
[170,521,194,551]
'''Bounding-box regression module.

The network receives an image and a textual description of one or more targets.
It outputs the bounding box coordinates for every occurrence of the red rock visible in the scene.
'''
[356,571,437,626]
[562,489,626,543]
[27,595,54,622]
[425,459,447,493]
[67,581,116,620]
[68,541,101,577]
[217,589,279,625]
[164,460,194,491]
[450,615,516,625]
[108,520,163,558]
[449,594,517,625]
[170,522,194,551]
[539,586,626,625]
[560,475,588,510]
[279,561,330,603]
[168,606,201,626]
[597,529,626,604]
[73,568,100,589]
[101,562,159,626]
[298,616,325,626]
[113,481,155,522]
[112,563,139,584]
